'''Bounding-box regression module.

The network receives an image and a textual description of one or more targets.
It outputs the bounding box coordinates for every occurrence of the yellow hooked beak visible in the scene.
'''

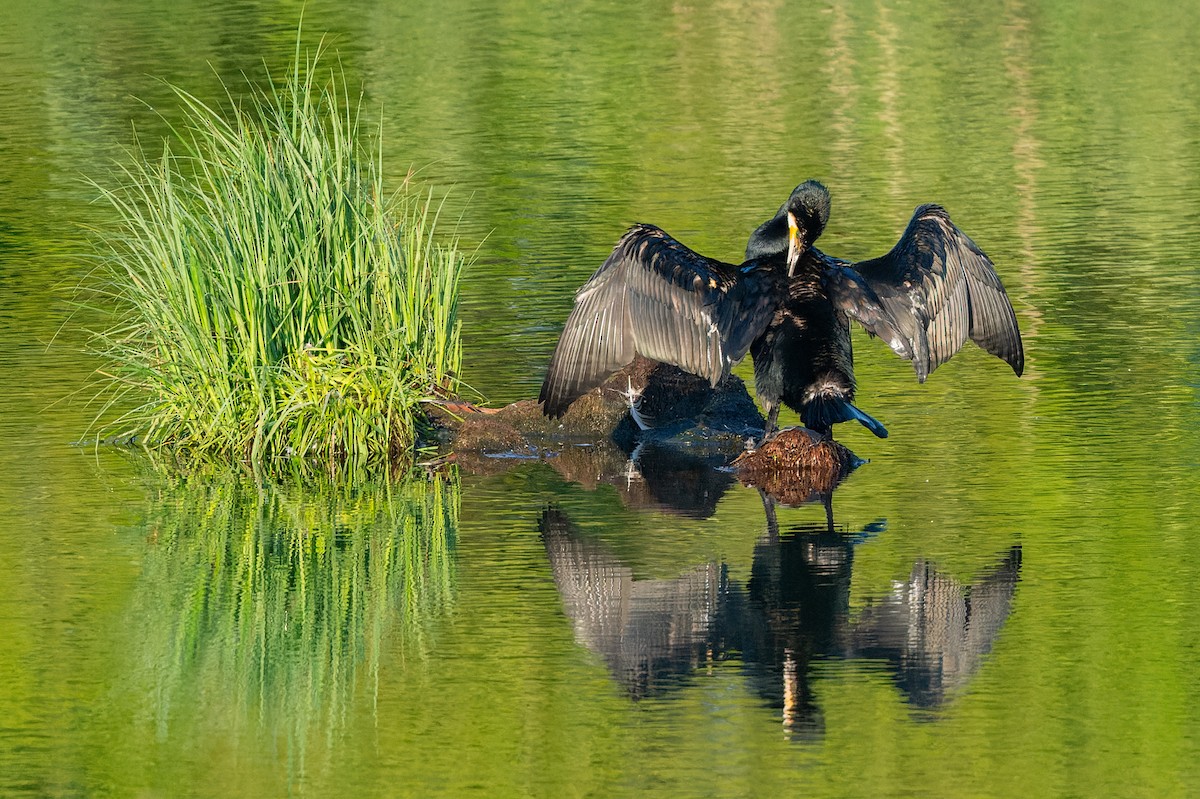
[786,211,803,277]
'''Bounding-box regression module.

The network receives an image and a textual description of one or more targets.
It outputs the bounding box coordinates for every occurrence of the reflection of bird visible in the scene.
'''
[538,185,831,435]
[540,499,1022,729]
[743,522,858,739]
[744,181,1025,438]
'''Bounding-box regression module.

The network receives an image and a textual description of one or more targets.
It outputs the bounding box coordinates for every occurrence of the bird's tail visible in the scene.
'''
[806,397,888,439]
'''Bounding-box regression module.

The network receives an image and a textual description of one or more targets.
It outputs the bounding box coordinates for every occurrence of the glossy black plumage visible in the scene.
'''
[539,180,1023,442]
[745,182,1024,438]
[749,246,889,439]
[538,224,793,419]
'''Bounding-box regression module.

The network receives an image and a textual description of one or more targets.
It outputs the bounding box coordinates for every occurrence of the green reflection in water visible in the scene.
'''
[1,0,1199,795]
[116,464,458,781]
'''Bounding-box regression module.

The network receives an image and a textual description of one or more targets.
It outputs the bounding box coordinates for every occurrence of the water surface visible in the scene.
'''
[1,1,1198,796]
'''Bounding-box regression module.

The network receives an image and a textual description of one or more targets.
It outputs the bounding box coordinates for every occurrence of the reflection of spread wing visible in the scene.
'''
[829,205,1024,383]
[539,507,725,699]
[539,224,785,417]
[849,546,1023,708]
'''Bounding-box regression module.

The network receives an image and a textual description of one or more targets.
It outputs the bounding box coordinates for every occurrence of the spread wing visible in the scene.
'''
[539,224,785,418]
[830,204,1024,383]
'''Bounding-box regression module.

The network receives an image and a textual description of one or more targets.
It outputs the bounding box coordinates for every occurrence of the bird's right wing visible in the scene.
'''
[539,224,784,418]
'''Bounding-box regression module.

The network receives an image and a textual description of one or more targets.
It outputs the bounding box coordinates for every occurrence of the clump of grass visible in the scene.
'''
[88,38,465,467]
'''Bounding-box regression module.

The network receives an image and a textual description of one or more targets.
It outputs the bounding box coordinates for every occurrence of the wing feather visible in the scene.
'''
[539,224,785,418]
[848,204,1024,382]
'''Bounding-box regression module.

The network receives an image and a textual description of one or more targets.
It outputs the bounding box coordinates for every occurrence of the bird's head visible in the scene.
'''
[745,179,831,275]
[785,180,831,242]
[784,180,830,276]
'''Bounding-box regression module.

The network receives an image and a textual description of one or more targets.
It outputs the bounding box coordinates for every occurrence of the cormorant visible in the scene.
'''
[538,181,1024,441]
[744,180,1024,439]
[538,183,831,421]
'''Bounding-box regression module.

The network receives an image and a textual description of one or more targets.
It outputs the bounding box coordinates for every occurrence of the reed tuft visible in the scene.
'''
[87,38,464,468]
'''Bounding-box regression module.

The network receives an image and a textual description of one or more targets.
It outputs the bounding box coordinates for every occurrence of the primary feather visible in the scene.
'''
[539,224,789,419]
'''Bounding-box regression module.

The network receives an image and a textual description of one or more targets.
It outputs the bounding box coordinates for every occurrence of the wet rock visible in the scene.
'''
[425,356,863,494]
[605,357,764,451]
[426,355,763,457]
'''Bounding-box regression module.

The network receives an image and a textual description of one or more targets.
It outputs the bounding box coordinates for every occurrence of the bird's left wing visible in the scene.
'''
[828,205,1024,383]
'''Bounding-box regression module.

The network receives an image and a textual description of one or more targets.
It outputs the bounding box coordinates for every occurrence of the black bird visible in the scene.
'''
[537,184,830,421]
[744,180,1024,439]
[538,181,1024,441]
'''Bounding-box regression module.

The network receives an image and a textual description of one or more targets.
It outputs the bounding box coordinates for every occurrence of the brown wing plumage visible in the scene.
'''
[839,204,1024,383]
[538,224,786,418]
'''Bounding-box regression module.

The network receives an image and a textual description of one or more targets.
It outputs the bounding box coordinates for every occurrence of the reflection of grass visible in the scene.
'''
[87,31,464,467]
[129,465,458,763]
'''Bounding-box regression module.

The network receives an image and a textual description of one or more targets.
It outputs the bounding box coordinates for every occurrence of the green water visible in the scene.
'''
[2,1,1198,796]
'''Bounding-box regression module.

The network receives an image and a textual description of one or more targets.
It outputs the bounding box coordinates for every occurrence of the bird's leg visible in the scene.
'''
[759,489,780,543]
[757,403,781,447]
